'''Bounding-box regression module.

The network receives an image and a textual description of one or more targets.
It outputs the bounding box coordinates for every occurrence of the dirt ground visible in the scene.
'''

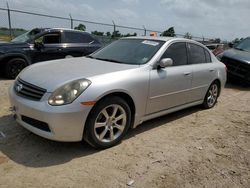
[0,79,249,188]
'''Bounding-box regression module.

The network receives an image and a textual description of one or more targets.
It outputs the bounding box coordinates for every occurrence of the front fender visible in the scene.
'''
[0,53,31,65]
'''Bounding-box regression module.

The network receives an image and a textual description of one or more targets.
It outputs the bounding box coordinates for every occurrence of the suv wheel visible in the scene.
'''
[84,96,131,149]
[5,58,27,79]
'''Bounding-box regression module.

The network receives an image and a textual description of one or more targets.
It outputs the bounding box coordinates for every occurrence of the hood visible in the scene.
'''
[0,42,30,52]
[19,57,139,92]
[223,48,250,64]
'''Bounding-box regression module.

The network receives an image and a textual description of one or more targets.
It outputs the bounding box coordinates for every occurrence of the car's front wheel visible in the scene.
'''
[5,58,27,79]
[84,96,131,149]
[203,81,219,109]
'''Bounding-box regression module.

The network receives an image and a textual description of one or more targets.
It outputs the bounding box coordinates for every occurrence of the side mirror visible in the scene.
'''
[34,41,44,50]
[158,58,173,69]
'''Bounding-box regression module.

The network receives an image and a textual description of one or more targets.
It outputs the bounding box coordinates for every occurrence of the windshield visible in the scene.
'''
[234,38,250,52]
[11,29,42,43]
[90,39,165,65]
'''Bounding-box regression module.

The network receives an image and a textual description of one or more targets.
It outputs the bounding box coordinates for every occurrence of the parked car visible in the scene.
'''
[0,28,102,78]
[9,37,226,148]
[219,37,250,84]
[206,43,225,56]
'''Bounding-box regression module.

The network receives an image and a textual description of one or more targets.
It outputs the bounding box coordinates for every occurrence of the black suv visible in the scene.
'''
[220,37,250,84]
[0,28,102,78]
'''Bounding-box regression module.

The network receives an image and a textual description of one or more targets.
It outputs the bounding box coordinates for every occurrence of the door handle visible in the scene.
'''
[184,72,191,76]
[57,48,63,51]
[209,69,215,72]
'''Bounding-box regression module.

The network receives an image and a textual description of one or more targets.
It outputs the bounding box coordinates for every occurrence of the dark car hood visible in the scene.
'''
[223,48,250,64]
[0,42,30,51]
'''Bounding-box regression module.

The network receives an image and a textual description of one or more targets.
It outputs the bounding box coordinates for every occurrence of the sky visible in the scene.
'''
[0,0,249,41]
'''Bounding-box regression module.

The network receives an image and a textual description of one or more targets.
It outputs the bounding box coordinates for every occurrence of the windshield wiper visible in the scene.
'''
[95,57,124,64]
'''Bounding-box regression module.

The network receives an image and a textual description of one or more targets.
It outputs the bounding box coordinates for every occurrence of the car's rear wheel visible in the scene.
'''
[203,81,219,109]
[84,96,131,149]
[5,58,27,79]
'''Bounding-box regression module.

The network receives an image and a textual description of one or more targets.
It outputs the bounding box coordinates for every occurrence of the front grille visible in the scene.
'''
[14,78,46,101]
[21,115,51,132]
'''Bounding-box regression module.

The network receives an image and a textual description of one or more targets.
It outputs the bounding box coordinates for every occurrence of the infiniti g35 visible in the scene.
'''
[9,37,227,148]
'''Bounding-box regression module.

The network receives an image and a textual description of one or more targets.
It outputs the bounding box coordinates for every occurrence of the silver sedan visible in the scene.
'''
[9,37,226,148]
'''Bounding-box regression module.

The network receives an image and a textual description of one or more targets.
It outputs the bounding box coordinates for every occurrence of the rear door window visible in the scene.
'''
[187,43,207,64]
[204,49,212,63]
[64,32,95,43]
[161,42,188,66]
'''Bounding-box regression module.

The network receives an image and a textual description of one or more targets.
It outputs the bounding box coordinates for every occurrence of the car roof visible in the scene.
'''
[124,36,174,42]
[34,28,88,34]
[123,36,203,44]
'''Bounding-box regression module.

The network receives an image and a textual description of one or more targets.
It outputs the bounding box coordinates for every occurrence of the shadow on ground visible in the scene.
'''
[225,80,250,91]
[0,105,201,168]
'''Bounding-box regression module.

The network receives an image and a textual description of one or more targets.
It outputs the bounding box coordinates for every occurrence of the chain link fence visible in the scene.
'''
[0,6,213,44]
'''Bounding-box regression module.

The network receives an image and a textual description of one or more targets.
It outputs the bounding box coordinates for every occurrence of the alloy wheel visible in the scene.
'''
[207,84,218,107]
[94,104,127,143]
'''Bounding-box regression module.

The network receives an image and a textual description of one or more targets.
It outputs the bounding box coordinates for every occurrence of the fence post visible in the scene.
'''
[143,25,146,36]
[6,2,12,39]
[69,14,73,29]
[112,20,116,37]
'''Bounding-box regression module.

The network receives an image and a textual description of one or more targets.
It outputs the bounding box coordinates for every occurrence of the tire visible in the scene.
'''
[5,58,27,79]
[84,96,131,149]
[203,81,219,109]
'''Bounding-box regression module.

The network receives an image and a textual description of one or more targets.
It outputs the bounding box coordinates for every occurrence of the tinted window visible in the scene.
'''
[188,43,206,64]
[91,39,165,65]
[64,32,94,43]
[39,33,61,44]
[161,42,188,66]
[204,49,211,62]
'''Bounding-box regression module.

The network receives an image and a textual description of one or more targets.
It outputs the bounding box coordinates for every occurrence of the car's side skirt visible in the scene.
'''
[134,100,203,128]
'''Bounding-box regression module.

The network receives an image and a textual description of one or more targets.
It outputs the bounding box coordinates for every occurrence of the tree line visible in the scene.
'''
[0,24,243,43]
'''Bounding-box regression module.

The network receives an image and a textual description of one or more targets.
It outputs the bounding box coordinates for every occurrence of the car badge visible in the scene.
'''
[16,83,23,92]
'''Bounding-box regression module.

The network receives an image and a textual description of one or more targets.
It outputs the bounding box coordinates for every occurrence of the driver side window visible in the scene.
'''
[161,42,188,66]
[35,32,61,44]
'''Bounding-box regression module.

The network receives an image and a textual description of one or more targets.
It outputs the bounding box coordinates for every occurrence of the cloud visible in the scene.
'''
[0,0,249,40]
[121,0,139,4]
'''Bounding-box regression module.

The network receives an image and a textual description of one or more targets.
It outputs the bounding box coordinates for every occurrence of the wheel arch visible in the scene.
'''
[0,53,31,68]
[86,91,136,130]
[212,78,221,97]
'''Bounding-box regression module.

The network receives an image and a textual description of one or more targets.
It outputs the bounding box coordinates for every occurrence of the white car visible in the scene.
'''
[9,37,227,148]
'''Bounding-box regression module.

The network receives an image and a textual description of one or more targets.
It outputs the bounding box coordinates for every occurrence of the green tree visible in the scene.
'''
[160,27,176,37]
[74,24,86,31]
[184,32,192,39]
[106,32,111,37]
[112,30,122,38]
[123,32,137,37]
[91,30,104,36]
[232,38,240,43]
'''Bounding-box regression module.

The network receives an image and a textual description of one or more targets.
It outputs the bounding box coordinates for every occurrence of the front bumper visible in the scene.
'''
[9,85,92,142]
[221,57,250,83]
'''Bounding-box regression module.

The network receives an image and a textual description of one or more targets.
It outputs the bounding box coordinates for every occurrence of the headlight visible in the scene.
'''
[48,79,91,106]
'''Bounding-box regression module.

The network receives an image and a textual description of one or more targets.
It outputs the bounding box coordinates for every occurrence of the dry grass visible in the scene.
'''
[0,35,12,42]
